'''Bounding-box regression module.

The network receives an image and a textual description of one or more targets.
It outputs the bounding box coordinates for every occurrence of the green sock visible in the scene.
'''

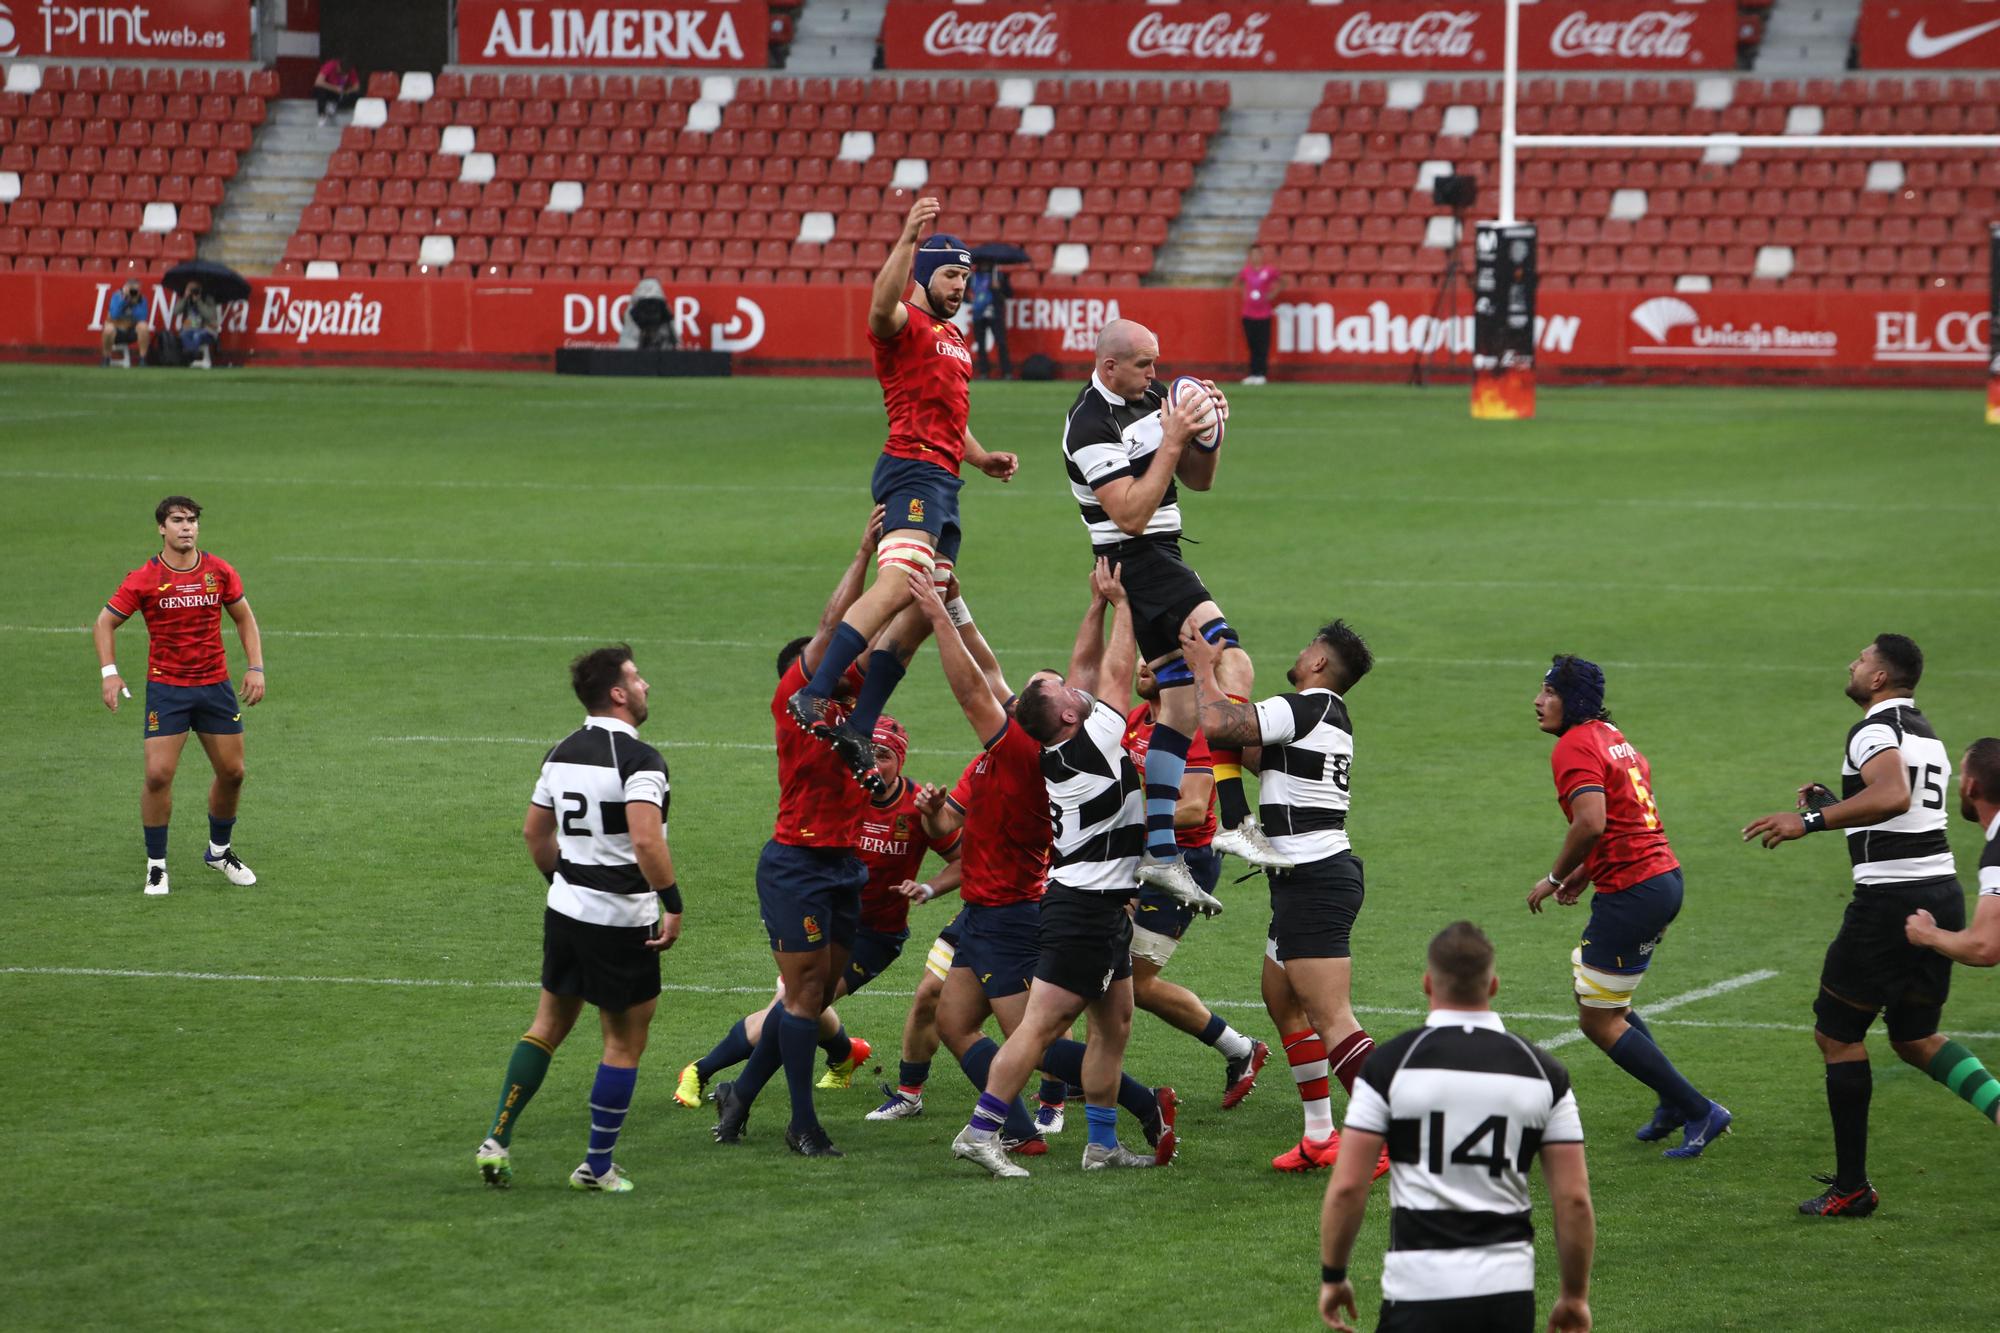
[1926,1039,2000,1123]
[489,1035,555,1146]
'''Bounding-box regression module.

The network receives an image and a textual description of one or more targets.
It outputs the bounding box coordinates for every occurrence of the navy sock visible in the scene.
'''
[1085,1103,1119,1150]
[143,824,168,860]
[206,813,235,851]
[1199,1013,1228,1046]
[586,1062,637,1178]
[847,649,906,737]
[778,1011,822,1133]
[957,1036,1039,1141]
[1625,1010,1656,1041]
[1042,1038,1157,1123]
[1038,1076,1068,1107]
[1608,1026,1710,1122]
[697,1016,757,1083]
[819,1023,852,1065]
[898,1059,930,1091]
[736,1011,785,1101]
[803,622,868,701]
[1142,724,1192,859]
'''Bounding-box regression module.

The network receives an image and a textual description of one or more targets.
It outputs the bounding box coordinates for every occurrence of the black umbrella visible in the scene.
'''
[163,259,250,305]
[970,242,1030,266]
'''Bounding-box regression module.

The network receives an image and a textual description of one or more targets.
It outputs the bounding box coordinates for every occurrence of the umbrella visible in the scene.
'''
[970,242,1030,266]
[163,259,250,305]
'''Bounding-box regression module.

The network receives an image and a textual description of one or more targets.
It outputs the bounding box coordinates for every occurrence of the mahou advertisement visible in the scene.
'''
[0,0,252,59]
[1856,1,2000,69]
[1,273,1988,386]
[453,0,768,67]
[881,1,1733,71]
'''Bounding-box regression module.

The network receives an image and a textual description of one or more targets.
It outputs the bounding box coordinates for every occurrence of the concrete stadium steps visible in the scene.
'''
[1154,104,1307,286]
[201,100,340,275]
[786,0,890,75]
[1756,0,1864,76]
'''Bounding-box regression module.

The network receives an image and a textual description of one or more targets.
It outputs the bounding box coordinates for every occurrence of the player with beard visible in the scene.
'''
[787,197,1019,795]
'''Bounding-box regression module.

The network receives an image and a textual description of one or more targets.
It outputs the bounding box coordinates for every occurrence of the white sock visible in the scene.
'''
[208,841,229,858]
[1303,1096,1335,1141]
[1216,1026,1254,1060]
[147,857,166,869]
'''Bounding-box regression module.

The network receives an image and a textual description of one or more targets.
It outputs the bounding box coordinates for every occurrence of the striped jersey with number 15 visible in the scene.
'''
[530,715,669,929]
[1841,697,1955,885]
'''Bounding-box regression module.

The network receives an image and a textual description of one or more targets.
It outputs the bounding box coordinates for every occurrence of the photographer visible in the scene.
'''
[176,279,221,368]
[101,279,153,367]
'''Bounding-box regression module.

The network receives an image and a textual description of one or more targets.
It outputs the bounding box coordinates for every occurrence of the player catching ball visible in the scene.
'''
[95,495,264,896]
[788,196,1018,795]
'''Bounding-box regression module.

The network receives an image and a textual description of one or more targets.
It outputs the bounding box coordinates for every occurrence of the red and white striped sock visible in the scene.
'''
[1283,1029,1335,1141]
[1327,1029,1376,1097]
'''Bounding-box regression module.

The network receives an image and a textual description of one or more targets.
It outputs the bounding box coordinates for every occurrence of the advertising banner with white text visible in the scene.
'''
[454,0,768,67]
[0,0,251,60]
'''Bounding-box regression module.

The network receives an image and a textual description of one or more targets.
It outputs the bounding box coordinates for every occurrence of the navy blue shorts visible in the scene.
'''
[145,679,243,738]
[841,926,910,995]
[871,453,963,567]
[951,899,1042,999]
[1578,868,1684,974]
[1134,843,1223,944]
[938,904,968,950]
[756,840,865,953]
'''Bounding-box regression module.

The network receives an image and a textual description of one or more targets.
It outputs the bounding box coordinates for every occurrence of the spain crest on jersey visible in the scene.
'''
[147,710,160,732]
[203,571,218,594]
[907,497,925,525]
[803,914,822,944]
[893,815,911,839]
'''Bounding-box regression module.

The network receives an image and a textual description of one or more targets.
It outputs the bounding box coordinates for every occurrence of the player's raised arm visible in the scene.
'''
[868,197,940,339]
[943,574,1013,706]
[801,505,886,676]
[93,606,127,711]
[1100,570,1139,709]
[225,597,266,705]
[1181,625,1265,749]
[1065,560,1117,699]
[907,569,1007,741]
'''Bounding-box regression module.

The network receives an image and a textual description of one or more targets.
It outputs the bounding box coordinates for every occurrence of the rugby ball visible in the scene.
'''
[1168,376,1224,452]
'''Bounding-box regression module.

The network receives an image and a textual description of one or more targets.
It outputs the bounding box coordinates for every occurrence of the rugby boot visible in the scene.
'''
[1635,1102,1687,1142]
[712,1080,750,1145]
[569,1161,633,1193]
[1272,1134,1341,1172]
[1663,1102,1732,1159]
[866,1084,923,1121]
[1034,1101,1066,1135]
[143,862,169,896]
[1082,1141,1157,1170]
[816,1036,872,1090]
[475,1137,511,1188]
[1799,1174,1878,1218]
[673,1061,706,1108]
[1142,1086,1179,1164]
[785,1124,844,1159]
[826,720,888,797]
[952,1127,1030,1178]
[1213,818,1294,869]
[204,847,256,885]
[1003,1135,1048,1157]
[1223,1040,1270,1109]
[785,688,839,740]
[1138,855,1223,916]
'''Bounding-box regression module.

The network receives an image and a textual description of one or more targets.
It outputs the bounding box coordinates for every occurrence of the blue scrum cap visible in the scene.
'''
[914,234,972,287]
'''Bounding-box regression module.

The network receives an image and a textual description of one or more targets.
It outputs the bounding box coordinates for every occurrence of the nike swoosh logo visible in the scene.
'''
[1908,17,2000,59]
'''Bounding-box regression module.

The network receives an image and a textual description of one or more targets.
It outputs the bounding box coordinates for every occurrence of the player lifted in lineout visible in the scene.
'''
[787,197,1019,795]
[1060,318,1286,916]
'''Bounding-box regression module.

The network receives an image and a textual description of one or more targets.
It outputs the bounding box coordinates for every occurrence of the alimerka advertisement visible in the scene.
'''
[454,0,767,67]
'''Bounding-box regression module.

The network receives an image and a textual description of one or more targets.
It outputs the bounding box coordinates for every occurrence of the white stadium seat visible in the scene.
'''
[547,181,583,213]
[397,72,435,103]
[459,152,496,184]
[0,171,19,203]
[892,158,929,190]
[1046,187,1082,219]
[1052,243,1090,276]
[1018,105,1054,137]
[997,78,1035,109]
[1866,160,1906,192]
[1386,78,1423,109]
[439,126,475,156]
[1786,106,1824,136]
[1675,274,1713,293]
[1293,133,1332,164]
[418,235,455,267]
[1415,160,1453,193]
[1610,189,1648,220]
[1440,106,1479,138]
[699,76,736,105]
[1694,77,1733,110]
[838,131,875,162]
[1754,246,1795,281]
[686,101,722,133]
[351,97,388,129]
[798,211,836,244]
[140,202,177,233]
[4,64,42,94]
[305,261,340,279]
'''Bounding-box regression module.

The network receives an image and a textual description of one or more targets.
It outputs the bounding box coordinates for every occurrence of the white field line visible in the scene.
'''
[1539,968,1780,1050]
[13,624,2000,680]
[270,554,822,573]
[11,962,1996,1041]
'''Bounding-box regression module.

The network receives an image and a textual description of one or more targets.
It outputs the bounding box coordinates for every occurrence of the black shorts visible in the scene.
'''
[1377,1292,1535,1333]
[1268,852,1365,962]
[1815,876,1964,1044]
[1095,534,1212,663]
[540,907,661,1012]
[1034,885,1136,1000]
[841,926,909,995]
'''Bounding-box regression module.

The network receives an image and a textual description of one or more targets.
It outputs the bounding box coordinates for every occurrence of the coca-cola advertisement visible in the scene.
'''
[0,0,252,60]
[1856,1,2000,68]
[453,0,768,67]
[881,1,1732,71]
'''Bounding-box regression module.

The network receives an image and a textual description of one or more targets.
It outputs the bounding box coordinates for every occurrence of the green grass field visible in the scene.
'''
[3,364,1997,1331]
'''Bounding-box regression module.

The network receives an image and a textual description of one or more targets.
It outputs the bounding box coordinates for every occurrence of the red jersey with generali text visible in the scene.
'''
[1551,720,1680,893]
[105,552,244,687]
[858,777,962,934]
[771,659,868,850]
[1121,703,1217,848]
[947,719,1051,906]
[870,299,971,475]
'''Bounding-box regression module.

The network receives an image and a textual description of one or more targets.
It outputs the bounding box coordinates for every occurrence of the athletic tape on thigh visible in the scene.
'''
[1129,924,1179,968]
[924,935,956,982]
[877,538,936,578]
[1153,654,1194,689]
[1571,945,1643,1010]
[1198,616,1240,651]
[931,557,954,591]
[1265,935,1282,966]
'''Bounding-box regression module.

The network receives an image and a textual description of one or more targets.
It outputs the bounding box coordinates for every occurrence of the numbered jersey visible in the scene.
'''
[530,716,669,928]
[1841,698,1955,886]
[1344,1011,1583,1303]
[1980,817,2000,899]
[1043,697,1145,894]
[1549,720,1679,893]
[1253,688,1354,865]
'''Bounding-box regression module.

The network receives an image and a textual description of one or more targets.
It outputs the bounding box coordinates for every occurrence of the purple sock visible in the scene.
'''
[968,1091,1011,1137]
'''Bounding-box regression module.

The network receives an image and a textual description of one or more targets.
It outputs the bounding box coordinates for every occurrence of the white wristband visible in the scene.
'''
[101,663,121,678]
[918,882,936,903]
[944,596,972,628]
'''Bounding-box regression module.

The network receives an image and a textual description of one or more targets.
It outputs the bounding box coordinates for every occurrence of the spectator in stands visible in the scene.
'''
[101,278,152,367]
[1235,245,1281,385]
[315,57,361,127]
[618,278,676,351]
[176,279,221,368]
[966,260,1012,381]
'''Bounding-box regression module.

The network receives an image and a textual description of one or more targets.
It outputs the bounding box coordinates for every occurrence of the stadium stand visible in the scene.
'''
[0,65,277,275]
[278,72,1223,286]
[1265,74,1999,295]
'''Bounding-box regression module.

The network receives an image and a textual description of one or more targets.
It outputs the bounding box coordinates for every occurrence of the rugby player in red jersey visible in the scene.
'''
[787,196,1019,795]
[675,715,962,1106]
[712,508,890,1159]
[1530,654,1729,1159]
[95,495,265,896]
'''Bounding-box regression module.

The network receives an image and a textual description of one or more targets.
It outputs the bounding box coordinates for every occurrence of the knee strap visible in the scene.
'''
[877,539,935,579]
[1198,616,1239,651]
[931,556,954,592]
[1153,655,1195,689]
